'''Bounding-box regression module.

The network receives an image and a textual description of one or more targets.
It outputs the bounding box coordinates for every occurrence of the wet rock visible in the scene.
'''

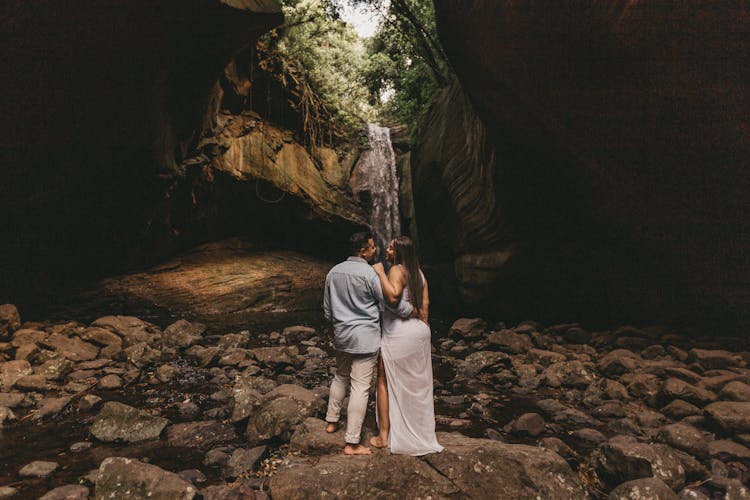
[508,413,545,437]
[34,396,72,420]
[450,318,487,339]
[661,378,717,407]
[597,438,686,490]
[224,446,267,479]
[165,421,237,449]
[719,381,750,402]
[70,441,92,452]
[704,402,750,433]
[608,477,678,500]
[123,342,161,368]
[0,360,33,391]
[19,460,59,478]
[289,417,344,454]
[458,351,511,378]
[0,305,21,340]
[689,349,745,370]
[39,485,90,500]
[598,350,642,377]
[90,401,169,442]
[708,439,750,460]
[656,424,710,457]
[662,400,702,420]
[91,316,160,348]
[201,483,257,500]
[95,457,197,499]
[0,392,24,408]
[527,348,566,366]
[78,394,102,411]
[245,385,325,444]
[97,374,123,390]
[0,406,16,428]
[571,428,606,445]
[487,330,532,354]
[283,325,316,343]
[162,320,206,349]
[543,360,596,388]
[273,432,584,498]
[42,334,99,361]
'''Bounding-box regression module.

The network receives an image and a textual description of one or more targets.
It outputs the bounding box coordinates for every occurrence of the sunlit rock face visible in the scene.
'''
[425,1,750,327]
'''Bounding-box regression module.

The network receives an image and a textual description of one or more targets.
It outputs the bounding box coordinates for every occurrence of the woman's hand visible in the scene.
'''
[372,262,386,275]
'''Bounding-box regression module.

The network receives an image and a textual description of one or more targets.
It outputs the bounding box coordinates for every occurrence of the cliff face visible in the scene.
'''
[422,1,750,327]
[0,1,365,309]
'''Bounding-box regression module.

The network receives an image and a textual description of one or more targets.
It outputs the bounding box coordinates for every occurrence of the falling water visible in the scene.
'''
[351,124,401,260]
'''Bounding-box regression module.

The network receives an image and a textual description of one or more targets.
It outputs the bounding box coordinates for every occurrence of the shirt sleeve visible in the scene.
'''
[323,274,332,321]
[370,272,413,318]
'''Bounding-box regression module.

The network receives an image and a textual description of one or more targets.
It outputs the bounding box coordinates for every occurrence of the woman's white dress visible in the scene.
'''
[380,283,443,456]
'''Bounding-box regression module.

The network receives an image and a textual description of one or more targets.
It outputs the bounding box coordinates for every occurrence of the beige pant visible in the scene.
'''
[326,350,378,444]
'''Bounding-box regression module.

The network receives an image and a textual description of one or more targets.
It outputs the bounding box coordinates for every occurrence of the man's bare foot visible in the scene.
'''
[325,422,341,433]
[344,444,372,455]
[369,435,388,448]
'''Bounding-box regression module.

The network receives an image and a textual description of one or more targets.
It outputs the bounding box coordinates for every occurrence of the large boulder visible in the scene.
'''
[244,385,325,444]
[95,457,197,499]
[704,402,750,434]
[90,402,169,443]
[596,438,686,490]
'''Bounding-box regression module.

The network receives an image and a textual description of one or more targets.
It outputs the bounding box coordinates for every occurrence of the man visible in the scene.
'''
[323,231,414,455]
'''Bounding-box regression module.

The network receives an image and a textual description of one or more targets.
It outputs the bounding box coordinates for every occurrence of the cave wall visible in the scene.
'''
[422,1,750,328]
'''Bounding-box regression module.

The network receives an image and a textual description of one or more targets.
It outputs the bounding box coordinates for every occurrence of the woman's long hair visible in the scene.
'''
[392,236,424,312]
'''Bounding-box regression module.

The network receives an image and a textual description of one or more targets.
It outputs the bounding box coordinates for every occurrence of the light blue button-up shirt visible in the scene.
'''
[323,256,413,354]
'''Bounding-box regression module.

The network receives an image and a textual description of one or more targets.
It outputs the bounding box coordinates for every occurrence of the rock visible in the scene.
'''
[14,343,38,361]
[19,460,59,478]
[245,385,325,444]
[0,406,16,428]
[123,342,161,368]
[42,334,99,361]
[597,439,686,490]
[592,402,626,419]
[91,316,160,348]
[661,378,717,407]
[608,477,678,500]
[527,348,566,366]
[80,327,123,359]
[218,333,250,351]
[200,483,257,500]
[177,469,206,485]
[95,457,197,499]
[78,394,102,411]
[598,350,642,377]
[289,417,344,454]
[538,437,576,460]
[689,349,744,370]
[656,424,710,457]
[458,351,511,377]
[641,344,668,360]
[450,318,487,339]
[571,428,606,445]
[704,402,750,433]
[0,392,24,408]
[0,487,17,498]
[719,381,750,402]
[662,400,702,420]
[97,374,123,390]
[35,358,73,381]
[282,325,316,343]
[10,328,47,348]
[608,418,644,437]
[636,408,669,428]
[14,374,49,391]
[165,421,237,449]
[543,360,595,388]
[0,360,33,391]
[272,432,585,499]
[90,401,169,442]
[552,407,601,426]
[185,346,220,367]
[487,330,533,354]
[509,413,545,437]
[224,446,267,479]
[0,305,20,340]
[203,448,231,468]
[708,439,750,460]
[156,364,177,383]
[248,346,301,369]
[70,441,92,452]
[162,320,206,349]
[231,374,278,422]
[39,485,90,500]
[34,396,73,420]
[562,327,592,344]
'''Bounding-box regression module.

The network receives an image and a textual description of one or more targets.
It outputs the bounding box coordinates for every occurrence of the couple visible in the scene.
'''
[322,231,443,456]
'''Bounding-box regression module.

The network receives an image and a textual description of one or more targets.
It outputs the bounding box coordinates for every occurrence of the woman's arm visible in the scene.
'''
[372,263,406,306]
[420,277,430,324]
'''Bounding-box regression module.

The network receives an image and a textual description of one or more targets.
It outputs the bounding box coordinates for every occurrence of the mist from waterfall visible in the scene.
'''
[351,124,401,260]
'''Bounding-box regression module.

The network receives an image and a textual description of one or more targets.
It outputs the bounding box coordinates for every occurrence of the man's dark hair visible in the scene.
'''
[349,231,372,255]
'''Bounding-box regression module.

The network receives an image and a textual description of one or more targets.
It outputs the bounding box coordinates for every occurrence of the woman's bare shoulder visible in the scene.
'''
[388,264,407,282]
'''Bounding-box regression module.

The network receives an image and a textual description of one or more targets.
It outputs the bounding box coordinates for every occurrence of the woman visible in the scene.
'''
[370,236,443,456]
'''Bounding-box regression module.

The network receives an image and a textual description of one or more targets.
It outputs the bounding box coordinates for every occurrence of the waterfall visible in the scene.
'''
[351,124,401,260]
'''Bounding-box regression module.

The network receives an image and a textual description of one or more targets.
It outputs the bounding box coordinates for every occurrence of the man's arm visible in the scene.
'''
[370,273,413,318]
[323,274,332,321]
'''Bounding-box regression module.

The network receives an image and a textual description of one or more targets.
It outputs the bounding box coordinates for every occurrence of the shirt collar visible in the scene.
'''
[347,256,368,264]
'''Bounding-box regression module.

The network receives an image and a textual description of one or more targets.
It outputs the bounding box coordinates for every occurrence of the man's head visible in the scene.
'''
[350,231,376,263]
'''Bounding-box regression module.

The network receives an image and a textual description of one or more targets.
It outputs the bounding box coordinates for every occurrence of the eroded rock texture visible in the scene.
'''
[421,1,750,328]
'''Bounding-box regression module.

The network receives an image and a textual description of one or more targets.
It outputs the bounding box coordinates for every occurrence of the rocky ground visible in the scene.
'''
[0,304,749,499]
